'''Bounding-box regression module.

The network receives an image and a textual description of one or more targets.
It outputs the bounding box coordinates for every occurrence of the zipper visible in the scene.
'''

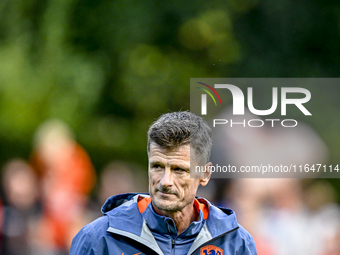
[171,238,175,255]
[189,226,239,255]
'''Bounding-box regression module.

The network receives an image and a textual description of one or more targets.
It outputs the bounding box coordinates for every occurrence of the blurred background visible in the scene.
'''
[0,0,339,254]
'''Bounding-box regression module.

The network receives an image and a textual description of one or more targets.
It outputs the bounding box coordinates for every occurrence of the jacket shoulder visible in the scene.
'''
[70,216,109,255]
[236,224,257,255]
[206,202,257,254]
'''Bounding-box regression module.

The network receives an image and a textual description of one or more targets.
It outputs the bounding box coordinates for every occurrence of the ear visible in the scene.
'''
[199,162,212,187]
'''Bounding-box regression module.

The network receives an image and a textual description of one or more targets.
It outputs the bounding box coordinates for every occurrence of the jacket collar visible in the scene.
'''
[102,193,239,239]
[142,202,205,238]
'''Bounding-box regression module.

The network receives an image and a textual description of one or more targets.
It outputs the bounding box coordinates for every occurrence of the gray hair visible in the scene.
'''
[147,111,212,164]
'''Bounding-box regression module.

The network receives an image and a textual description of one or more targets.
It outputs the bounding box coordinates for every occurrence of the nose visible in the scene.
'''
[159,168,174,188]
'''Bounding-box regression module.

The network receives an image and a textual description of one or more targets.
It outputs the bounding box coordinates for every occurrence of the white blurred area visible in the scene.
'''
[214,108,328,168]
[210,107,340,255]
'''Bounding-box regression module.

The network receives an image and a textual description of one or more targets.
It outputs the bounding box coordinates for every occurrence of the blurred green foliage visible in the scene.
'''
[0,0,339,196]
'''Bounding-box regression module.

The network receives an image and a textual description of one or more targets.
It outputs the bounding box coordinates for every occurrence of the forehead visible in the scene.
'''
[148,143,191,163]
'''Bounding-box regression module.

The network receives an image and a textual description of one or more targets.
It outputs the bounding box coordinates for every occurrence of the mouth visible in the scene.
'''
[156,189,177,197]
[159,191,174,195]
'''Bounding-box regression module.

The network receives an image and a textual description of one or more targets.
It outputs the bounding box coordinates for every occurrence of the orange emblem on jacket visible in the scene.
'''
[200,245,224,255]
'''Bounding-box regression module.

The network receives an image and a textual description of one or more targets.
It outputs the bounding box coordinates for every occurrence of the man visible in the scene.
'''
[70,111,257,255]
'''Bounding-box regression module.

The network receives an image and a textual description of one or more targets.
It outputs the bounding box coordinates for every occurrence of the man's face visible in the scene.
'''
[148,143,210,213]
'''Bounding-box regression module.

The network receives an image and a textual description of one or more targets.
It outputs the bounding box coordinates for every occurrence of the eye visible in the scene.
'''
[151,163,163,170]
[174,167,188,173]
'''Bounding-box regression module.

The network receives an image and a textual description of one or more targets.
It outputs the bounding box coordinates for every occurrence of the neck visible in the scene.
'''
[152,202,198,234]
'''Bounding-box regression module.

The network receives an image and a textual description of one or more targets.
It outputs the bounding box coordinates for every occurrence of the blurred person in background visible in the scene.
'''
[260,178,340,255]
[97,161,147,206]
[304,180,340,255]
[84,160,148,221]
[30,119,96,254]
[223,179,275,255]
[225,178,340,255]
[1,159,40,255]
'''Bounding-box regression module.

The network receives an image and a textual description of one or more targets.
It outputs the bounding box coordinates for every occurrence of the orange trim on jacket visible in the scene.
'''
[137,196,209,220]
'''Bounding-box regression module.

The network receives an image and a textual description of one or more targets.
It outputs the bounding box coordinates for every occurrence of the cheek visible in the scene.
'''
[149,171,161,185]
[179,179,199,197]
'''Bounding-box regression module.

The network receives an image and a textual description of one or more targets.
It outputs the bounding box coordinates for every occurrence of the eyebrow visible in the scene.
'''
[149,160,164,166]
[172,163,190,170]
[149,161,190,170]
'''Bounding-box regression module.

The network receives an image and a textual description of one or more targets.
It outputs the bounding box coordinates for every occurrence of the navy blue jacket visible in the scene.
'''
[70,193,257,255]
